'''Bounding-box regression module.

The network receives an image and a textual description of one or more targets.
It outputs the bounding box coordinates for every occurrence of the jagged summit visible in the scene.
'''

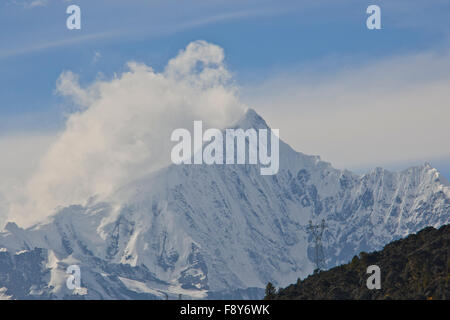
[233,108,270,130]
[0,111,448,299]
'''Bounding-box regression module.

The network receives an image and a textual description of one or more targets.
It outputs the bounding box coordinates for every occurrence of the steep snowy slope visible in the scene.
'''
[0,109,448,299]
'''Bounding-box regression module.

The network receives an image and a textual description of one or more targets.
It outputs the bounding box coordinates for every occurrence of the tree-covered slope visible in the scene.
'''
[267,224,449,300]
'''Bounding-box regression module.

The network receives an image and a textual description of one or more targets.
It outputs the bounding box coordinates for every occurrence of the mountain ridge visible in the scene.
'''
[0,109,448,299]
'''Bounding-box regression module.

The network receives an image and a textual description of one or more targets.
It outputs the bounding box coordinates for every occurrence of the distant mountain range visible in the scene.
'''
[0,109,449,299]
[267,223,449,300]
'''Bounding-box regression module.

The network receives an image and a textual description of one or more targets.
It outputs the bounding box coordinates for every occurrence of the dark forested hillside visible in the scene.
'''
[267,224,449,300]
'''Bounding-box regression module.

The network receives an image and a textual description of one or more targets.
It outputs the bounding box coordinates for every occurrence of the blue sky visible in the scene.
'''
[1,0,449,178]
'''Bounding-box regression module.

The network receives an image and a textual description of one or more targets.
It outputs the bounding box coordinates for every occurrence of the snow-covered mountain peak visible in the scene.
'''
[232,108,270,131]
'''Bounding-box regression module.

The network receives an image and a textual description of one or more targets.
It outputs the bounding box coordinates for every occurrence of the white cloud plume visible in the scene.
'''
[6,40,246,227]
[0,133,56,227]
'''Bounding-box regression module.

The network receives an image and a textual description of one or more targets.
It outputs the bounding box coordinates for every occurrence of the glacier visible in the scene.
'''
[0,109,448,299]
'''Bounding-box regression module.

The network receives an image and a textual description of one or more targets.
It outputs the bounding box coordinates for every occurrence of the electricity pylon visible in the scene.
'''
[307,219,327,271]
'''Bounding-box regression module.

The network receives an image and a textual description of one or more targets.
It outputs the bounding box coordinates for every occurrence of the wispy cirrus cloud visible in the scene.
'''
[0,31,124,59]
[8,0,50,8]
[0,2,294,60]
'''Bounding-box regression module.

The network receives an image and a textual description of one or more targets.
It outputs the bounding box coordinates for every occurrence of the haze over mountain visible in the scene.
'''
[0,109,448,299]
